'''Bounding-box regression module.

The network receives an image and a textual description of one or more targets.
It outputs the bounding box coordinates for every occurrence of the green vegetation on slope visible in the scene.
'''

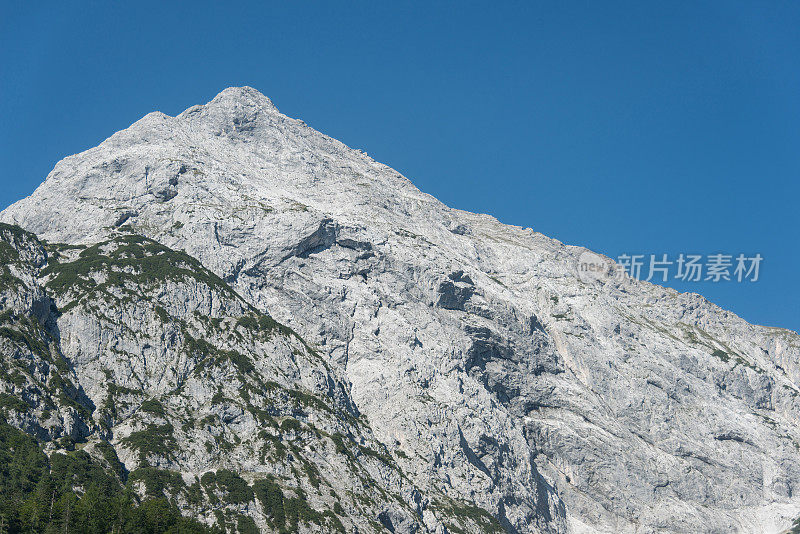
[43,234,232,298]
[0,419,220,534]
[252,477,345,534]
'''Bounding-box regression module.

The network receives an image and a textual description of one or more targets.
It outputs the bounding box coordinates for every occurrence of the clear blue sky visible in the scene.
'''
[2,2,798,332]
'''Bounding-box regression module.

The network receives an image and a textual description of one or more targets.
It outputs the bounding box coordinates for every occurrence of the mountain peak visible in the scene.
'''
[209,86,278,112]
[3,90,800,533]
[176,86,279,133]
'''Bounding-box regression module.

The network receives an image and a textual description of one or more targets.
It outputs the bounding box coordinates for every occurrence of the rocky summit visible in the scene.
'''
[1,87,799,533]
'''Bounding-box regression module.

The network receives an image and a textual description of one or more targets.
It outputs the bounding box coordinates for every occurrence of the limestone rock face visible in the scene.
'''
[0,225,502,533]
[3,87,800,533]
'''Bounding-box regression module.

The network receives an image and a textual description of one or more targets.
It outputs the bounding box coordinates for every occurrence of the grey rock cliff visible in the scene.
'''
[0,225,503,533]
[3,87,800,533]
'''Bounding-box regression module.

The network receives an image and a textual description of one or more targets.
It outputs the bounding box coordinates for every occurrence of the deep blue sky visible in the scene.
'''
[1,2,798,332]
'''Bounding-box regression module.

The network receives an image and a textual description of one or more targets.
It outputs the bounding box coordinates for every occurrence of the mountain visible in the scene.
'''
[1,87,799,533]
